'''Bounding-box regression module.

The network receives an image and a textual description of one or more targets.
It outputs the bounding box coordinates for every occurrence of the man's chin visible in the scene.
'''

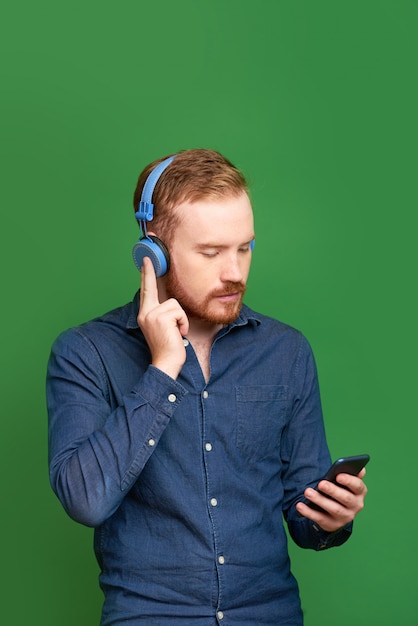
[194,302,243,326]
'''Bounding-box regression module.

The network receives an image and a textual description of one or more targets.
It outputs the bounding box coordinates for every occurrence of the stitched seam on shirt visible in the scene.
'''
[292,331,306,390]
[73,328,111,404]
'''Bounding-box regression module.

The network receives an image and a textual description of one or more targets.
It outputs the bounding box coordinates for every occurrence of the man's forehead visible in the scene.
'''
[174,192,253,220]
[173,196,254,247]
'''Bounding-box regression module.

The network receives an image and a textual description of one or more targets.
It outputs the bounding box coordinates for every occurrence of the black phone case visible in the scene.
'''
[324,454,370,484]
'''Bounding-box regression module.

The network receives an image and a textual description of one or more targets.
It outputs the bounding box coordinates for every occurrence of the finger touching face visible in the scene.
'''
[139,256,160,311]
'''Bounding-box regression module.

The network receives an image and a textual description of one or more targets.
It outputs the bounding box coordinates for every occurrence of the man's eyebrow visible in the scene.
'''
[194,242,226,249]
[194,238,254,250]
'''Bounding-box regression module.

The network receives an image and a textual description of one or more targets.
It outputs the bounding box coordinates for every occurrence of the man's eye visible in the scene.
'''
[201,251,218,257]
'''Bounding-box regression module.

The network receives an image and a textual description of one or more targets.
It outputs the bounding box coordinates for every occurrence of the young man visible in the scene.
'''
[47,149,367,625]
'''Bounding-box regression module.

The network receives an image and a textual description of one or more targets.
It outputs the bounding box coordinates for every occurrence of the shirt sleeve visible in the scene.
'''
[280,332,353,550]
[46,328,188,528]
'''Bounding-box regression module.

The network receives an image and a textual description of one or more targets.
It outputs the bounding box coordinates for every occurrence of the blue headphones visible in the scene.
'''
[132,155,175,277]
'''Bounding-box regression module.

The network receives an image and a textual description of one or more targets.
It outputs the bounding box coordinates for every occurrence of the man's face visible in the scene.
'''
[163,192,254,326]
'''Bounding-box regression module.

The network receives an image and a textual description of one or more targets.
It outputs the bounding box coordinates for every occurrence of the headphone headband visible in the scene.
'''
[135,155,176,223]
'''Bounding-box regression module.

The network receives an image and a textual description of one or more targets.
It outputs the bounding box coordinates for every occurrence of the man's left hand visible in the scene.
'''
[295,468,368,532]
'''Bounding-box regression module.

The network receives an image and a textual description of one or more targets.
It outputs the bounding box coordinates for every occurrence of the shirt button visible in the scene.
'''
[205,443,212,452]
[168,393,177,403]
[148,438,155,447]
[218,555,225,565]
[210,498,218,507]
[203,390,209,399]
[217,611,224,620]
[183,338,189,347]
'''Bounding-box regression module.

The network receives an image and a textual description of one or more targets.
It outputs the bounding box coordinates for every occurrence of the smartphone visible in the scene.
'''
[306,454,370,511]
[323,454,370,484]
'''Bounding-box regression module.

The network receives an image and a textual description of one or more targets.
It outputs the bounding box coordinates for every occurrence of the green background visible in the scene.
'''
[1,1,417,624]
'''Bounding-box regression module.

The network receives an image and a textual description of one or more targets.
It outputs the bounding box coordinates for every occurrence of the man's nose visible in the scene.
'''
[220,253,244,283]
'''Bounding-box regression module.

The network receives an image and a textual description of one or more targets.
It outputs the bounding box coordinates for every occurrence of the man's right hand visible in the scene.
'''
[137,256,189,380]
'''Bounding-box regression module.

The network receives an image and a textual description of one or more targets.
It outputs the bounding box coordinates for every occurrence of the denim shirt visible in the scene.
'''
[47,294,351,625]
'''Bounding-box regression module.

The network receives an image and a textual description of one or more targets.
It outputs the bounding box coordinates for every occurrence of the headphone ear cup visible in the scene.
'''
[132,235,170,278]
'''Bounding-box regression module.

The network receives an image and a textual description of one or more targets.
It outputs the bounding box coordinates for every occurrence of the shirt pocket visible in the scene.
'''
[235,385,288,461]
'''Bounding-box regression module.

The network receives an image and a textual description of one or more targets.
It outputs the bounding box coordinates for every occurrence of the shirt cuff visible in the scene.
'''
[312,520,353,550]
[129,365,188,417]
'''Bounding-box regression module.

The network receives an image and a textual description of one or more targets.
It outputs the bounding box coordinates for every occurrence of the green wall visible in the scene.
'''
[1,1,417,624]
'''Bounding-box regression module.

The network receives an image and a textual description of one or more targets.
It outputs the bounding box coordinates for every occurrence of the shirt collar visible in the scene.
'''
[126,291,141,329]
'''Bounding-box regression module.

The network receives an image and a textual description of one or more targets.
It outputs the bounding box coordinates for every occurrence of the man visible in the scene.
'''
[47,149,367,625]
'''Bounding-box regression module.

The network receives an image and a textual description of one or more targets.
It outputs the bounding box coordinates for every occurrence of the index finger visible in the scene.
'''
[139,256,160,311]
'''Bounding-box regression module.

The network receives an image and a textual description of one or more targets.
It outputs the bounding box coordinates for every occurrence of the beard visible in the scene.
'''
[165,264,246,325]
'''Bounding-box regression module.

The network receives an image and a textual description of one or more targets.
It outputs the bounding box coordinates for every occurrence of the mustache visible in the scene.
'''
[210,282,246,297]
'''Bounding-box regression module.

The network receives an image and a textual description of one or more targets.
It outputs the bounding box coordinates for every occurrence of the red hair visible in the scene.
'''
[133,148,248,243]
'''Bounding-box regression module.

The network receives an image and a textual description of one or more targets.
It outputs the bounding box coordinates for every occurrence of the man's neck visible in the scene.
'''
[186,318,223,383]
[186,318,223,347]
